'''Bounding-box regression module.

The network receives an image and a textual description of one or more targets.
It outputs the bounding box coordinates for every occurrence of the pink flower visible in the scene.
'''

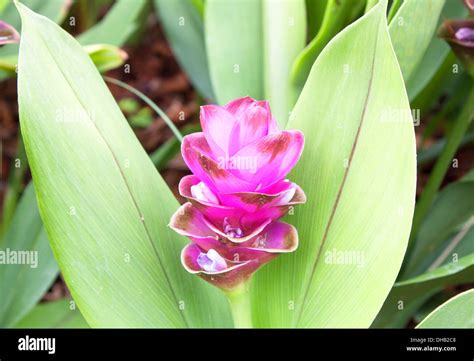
[170,97,305,290]
[0,20,20,45]
[438,16,474,77]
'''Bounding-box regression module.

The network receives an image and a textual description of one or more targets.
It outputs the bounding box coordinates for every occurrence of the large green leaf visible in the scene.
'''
[205,0,262,103]
[262,0,306,125]
[376,169,474,329]
[15,299,89,328]
[399,255,474,287]
[77,0,150,47]
[388,0,445,85]
[373,169,473,328]
[0,183,58,327]
[416,289,474,328]
[16,2,231,328]
[205,0,306,125]
[403,176,474,277]
[290,0,365,96]
[305,0,327,40]
[373,172,474,327]
[154,0,214,100]
[372,255,473,327]
[252,0,416,327]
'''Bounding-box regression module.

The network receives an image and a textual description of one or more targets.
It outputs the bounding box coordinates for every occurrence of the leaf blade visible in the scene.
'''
[263,0,306,125]
[0,183,58,327]
[405,0,467,100]
[416,289,474,328]
[77,0,149,47]
[16,2,231,328]
[404,178,474,277]
[373,174,474,328]
[372,257,474,327]
[388,0,445,84]
[154,0,215,100]
[205,0,264,104]
[252,1,416,328]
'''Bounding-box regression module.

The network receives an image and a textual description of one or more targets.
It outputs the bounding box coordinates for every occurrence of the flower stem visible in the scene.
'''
[225,282,253,328]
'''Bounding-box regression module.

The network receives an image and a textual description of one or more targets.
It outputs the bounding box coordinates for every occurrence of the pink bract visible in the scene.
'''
[169,96,305,291]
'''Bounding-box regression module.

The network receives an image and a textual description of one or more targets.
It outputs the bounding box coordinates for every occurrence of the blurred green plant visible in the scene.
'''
[374,171,474,327]
[204,0,307,126]
[408,0,468,103]
[291,0,365,99]
[105,76,183,140]
[416,289,474,328]
[0,183,58,328]
[0,0,137,79]
[15,299,88,328]
[119,98,153,128]
[77,0,150,46]
[154,0,214,100]
[0,0,151,230]
[0,0,70,79]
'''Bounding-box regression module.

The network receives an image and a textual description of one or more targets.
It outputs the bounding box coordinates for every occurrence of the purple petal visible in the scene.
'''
[455,27,474,44]
[186,235,262,260]
[181,244,248,274]
[180,220,298,290]
[0,21,20,45]
[181,244,255,290]
[196,249,228,272]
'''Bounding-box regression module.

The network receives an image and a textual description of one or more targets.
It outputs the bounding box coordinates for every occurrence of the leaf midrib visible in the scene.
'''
[294,16,382,327]
[23,16,189,328]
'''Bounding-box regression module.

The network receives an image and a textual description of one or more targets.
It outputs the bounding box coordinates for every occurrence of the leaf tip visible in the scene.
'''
[14,0,31,20]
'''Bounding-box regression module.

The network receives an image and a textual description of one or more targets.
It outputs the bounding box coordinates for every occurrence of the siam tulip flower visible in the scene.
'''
[169,97,305,294]
[438,1,474,77]
[0,20,20,45]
